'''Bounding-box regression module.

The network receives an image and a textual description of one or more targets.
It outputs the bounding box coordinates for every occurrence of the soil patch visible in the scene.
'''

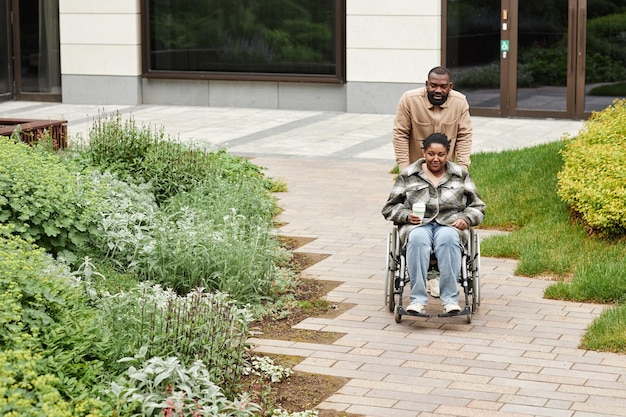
[247,235,362,417]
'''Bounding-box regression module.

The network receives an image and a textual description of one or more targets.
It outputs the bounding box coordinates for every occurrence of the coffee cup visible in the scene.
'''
[412,202,426,221]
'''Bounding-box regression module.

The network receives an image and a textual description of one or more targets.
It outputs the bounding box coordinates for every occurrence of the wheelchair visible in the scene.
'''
[384,225,481,324]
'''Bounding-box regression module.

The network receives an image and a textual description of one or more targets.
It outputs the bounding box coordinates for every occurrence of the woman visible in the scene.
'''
[382,133,486,315]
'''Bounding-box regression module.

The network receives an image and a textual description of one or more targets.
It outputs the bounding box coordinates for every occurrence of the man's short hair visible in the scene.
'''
[428,66,452,80]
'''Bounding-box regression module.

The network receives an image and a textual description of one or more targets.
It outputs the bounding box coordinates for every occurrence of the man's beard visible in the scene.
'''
[427,91,449,106]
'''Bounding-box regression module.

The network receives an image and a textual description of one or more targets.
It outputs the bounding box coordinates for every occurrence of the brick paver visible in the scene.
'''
[249,157,622,417]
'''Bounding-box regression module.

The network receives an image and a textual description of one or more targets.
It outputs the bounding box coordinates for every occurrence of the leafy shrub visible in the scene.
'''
[81,112,159,180]
[84,113,275,205]
[0,112,304,413]
[111,350,261,417]
[0,349,72,417]
[82,170,283,302]
[0,136,108,264]
[143,177,280,300]
[1,349,108,416]
[557,99,626,236]
[271,410,319,417]
[85,170,159,271]
[517,41,626,87]
[99,284,254,397]
[0,224,109,415]
[244,356,293,384]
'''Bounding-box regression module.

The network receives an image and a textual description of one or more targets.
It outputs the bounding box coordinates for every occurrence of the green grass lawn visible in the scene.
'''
[470,140,626,352]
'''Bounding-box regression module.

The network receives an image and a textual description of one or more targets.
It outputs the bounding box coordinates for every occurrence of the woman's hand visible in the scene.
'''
[452,218,468,230]
[407,213,423,225]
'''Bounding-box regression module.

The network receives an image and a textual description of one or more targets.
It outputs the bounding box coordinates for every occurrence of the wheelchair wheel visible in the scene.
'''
[465,261,474,324]
[472,231,481,309]
[385,229,397,312]
[394,305,402,323]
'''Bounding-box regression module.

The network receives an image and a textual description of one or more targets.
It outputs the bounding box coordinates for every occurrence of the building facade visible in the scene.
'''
[2,0,625,118]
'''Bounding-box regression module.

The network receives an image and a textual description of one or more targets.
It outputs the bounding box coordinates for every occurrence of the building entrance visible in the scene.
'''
[445,0,626,119]
[0,0,11,101]
[0,0,61,102]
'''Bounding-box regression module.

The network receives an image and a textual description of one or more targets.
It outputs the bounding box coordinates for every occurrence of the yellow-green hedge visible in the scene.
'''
[557,99,626,236]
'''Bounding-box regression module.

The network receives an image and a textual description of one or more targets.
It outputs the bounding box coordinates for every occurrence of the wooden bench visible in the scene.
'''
[0,118,68,150]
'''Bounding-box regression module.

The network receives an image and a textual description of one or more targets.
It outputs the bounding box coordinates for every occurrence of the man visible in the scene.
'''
[392,66,473,297]
[392,66,472,172]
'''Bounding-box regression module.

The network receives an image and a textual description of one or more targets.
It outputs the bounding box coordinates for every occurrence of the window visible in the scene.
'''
[142,0,345,83]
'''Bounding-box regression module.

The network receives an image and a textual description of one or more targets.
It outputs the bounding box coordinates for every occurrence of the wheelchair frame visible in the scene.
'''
[384,225,481,324]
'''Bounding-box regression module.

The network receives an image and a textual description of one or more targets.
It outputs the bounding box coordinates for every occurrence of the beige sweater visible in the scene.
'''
[392,87,473,171]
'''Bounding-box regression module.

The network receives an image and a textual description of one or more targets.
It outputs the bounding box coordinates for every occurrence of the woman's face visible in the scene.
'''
[424,143,448,174]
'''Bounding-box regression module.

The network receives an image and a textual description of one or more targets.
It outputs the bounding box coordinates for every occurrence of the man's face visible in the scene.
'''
[426,73,453,106]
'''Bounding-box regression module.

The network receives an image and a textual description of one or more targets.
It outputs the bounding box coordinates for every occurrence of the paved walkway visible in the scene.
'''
[4,102,626,417]
[0,101,584,160]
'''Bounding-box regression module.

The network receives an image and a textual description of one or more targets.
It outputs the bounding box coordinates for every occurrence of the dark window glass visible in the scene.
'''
[0,0,10,96]
[585,2,626,113]
[145,0,344,81]
[446,0,501,110]
[19,0,61,94]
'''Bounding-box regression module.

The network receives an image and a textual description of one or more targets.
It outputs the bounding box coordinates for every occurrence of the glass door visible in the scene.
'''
[445,0,626,119]
[446,0,570,117]
[581,1,626,115]
[445,0,503,116]
[513,0,570,116]
[0,0,12,100]
[13,0,61,101]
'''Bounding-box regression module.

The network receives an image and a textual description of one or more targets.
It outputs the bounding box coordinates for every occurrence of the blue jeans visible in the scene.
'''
[406,222,461,306]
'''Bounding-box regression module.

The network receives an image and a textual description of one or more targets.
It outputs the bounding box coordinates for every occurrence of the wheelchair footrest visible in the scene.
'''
[438,305,472,318]
[398,307,431,318]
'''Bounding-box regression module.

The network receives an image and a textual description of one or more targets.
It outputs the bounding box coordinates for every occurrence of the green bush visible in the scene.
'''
[518,44,568,87]
[81,112,158,180]
[111,351,260,416]
[99,285,254,398]
[144,177,280,300]
[0,136,107,264]
[0,225,109,415]
[585,52,626,85]
[84,113,275,205]
[85,170,159,272]
[516,41,626,87]
[0,113,307,413]
[557,98,626,236]
[0,349,72,417]
[81,167,282,302]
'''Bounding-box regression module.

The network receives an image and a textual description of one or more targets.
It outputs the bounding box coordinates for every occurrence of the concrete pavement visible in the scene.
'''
[3,101,623,417]
[0,101,584,159]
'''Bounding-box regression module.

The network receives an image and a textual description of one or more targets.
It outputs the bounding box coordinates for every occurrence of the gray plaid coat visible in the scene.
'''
[381,159,486,245]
